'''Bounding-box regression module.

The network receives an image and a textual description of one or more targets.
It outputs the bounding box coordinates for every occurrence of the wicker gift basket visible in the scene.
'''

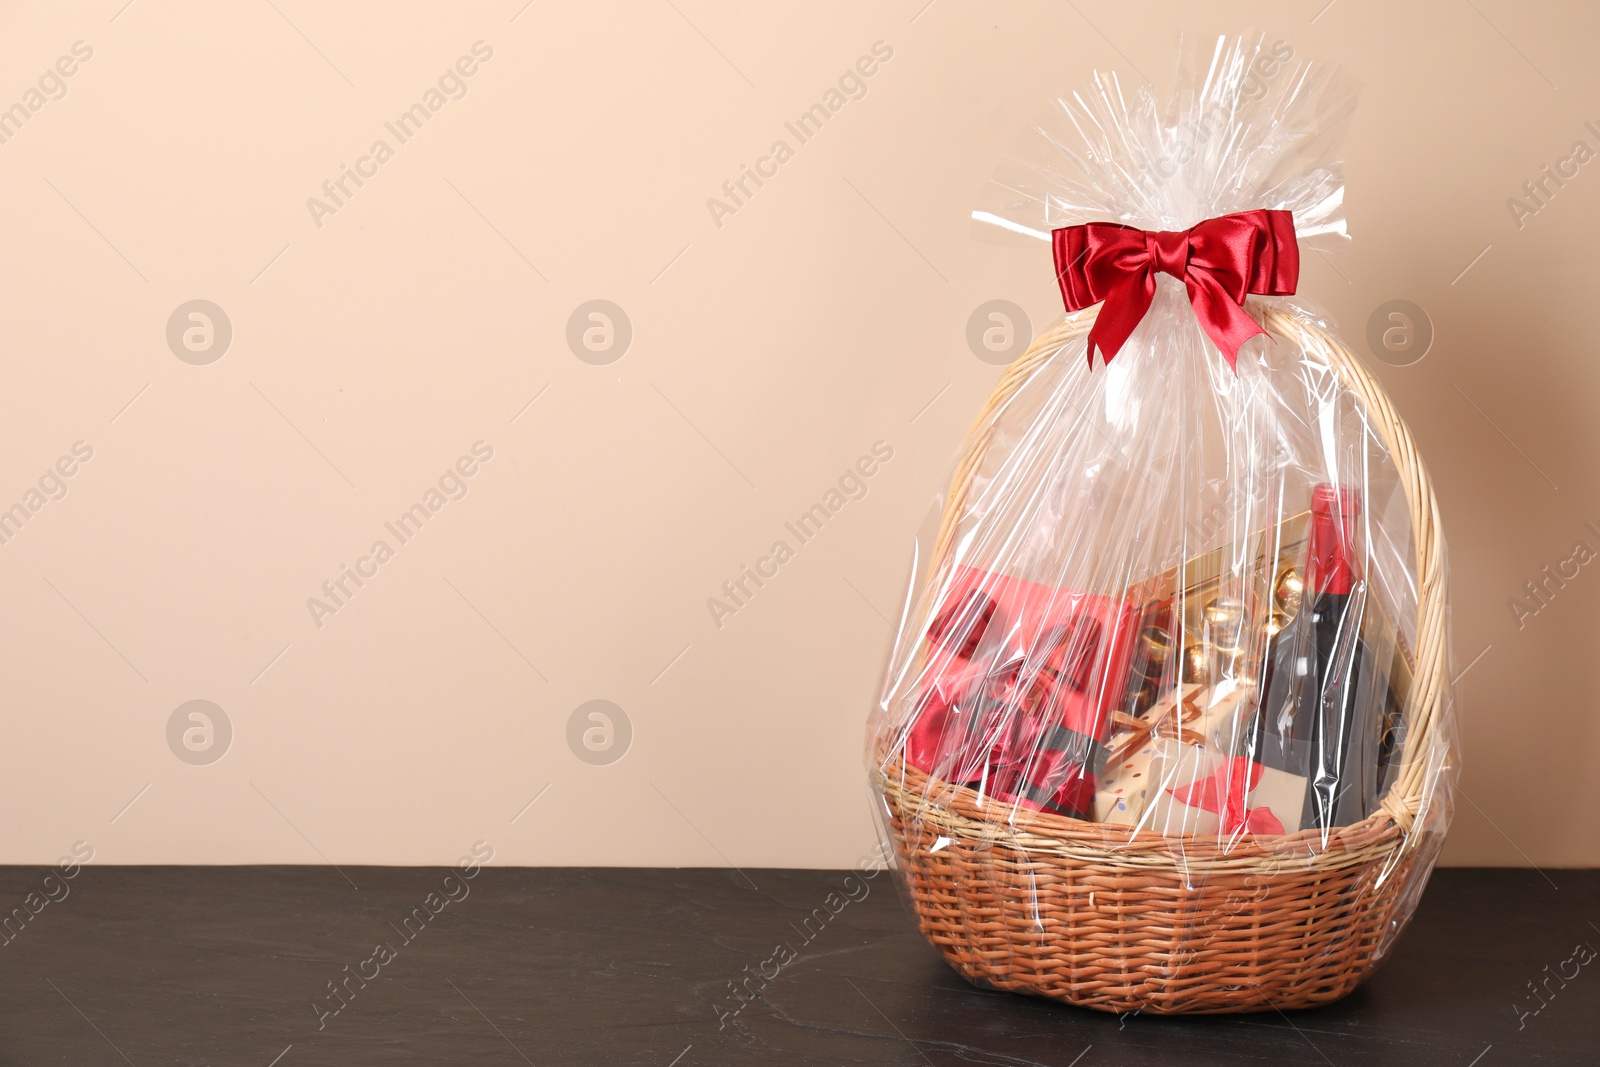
[875,307,1450,1014]
[867,36,1456,1015]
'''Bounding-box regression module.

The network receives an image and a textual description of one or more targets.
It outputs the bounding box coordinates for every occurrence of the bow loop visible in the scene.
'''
[1051,209,1299,372]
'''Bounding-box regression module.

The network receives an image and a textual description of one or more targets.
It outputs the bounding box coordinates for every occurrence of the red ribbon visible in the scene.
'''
[1168,756,1286,836]
[1051,209,1299,371]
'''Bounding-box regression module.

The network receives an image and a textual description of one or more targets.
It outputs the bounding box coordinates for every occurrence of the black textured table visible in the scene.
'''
[0,865,1592,1065]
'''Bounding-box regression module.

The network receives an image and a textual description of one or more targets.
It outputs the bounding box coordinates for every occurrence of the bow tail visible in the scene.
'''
[1184,273,1267,372]
[1083,274,1156,368]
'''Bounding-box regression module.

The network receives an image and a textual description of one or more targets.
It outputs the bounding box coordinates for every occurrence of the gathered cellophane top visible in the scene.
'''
[866,36,1457,1004]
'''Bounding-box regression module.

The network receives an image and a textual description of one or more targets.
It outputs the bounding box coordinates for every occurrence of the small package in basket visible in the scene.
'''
[866,34,1458,1015]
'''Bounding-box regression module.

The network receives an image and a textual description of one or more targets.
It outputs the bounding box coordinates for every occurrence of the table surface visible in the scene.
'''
[0,864,1592,1066]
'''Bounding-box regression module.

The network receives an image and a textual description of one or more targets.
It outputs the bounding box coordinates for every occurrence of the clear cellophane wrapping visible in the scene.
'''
[866,34,1456,996]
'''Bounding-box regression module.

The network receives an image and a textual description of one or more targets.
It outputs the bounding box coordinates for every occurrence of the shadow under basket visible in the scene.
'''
[875,307,1451,1015]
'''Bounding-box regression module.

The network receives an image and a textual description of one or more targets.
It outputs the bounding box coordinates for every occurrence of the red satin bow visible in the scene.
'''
[1052,209,1299,371]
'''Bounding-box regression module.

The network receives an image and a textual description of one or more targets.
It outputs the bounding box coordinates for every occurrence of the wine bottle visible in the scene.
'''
[1301,485,1382,831]
[1247,485,1384,834]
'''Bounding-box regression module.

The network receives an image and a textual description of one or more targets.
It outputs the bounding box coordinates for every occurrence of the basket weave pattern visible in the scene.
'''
[878,306,1448,1014]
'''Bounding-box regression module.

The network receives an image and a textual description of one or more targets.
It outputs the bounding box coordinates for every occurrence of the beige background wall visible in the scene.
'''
[0,0,1594,869]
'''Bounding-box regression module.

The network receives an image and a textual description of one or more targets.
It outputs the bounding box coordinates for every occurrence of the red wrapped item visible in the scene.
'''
[903,566,1140,819]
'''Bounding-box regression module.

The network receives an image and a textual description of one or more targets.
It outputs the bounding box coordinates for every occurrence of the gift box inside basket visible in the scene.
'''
[866,35,1457,1015]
